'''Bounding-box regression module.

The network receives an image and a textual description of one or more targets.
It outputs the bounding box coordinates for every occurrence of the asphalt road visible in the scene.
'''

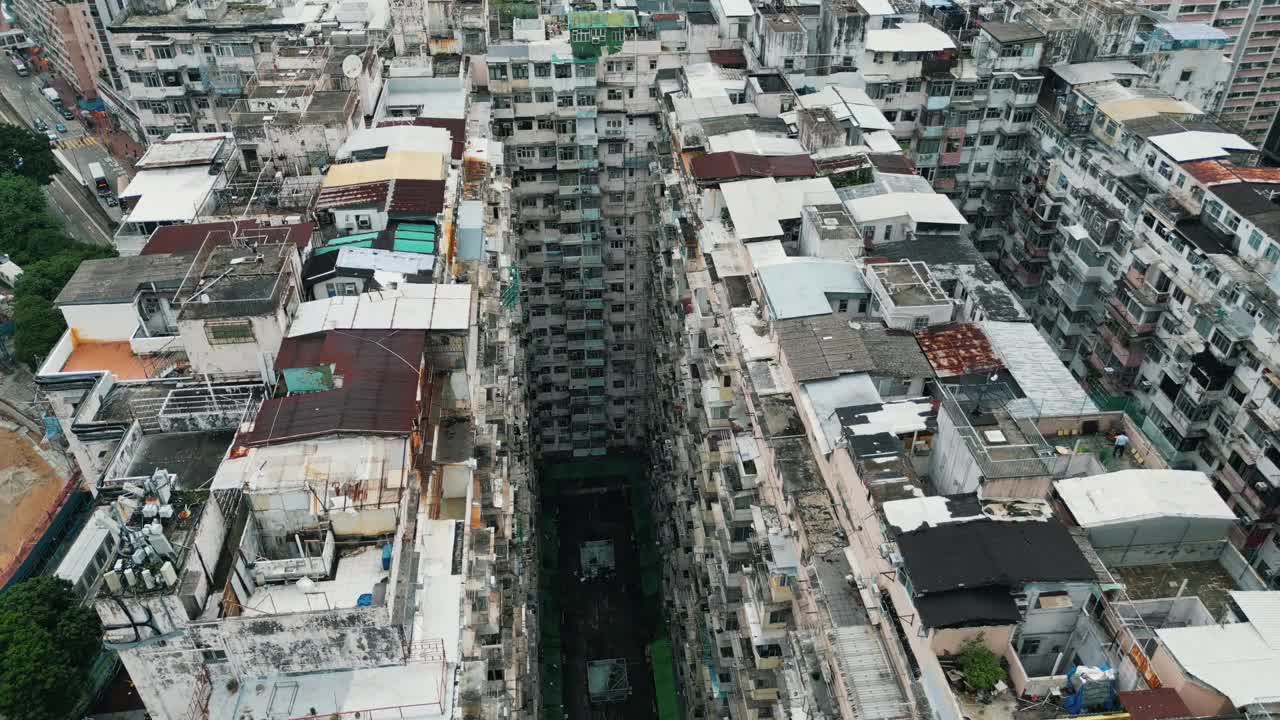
[0,64,119,247]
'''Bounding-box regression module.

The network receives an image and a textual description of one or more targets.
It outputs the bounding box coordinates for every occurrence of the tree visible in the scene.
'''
[0,577,103,720]
[0,123,59,185]
[957,637,1006,692]
[11,294,66,368]
[0,174,70,267]
[10,245,117,367]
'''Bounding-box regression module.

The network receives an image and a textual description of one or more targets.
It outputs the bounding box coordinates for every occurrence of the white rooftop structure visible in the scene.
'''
[380,75,467,119]
[980,321,1099,417]
[1150,131,1257,163]
[684,62,747,100]
[1054,470,1236,528]
[337,247,438,278]
[336,125,455,161]
[715,0,753,17]
[288,284,473,336]
[721,177,840,240]
[119,165,221,224]
[135,132,231,169]
[865,23,956,53]
[1157,591,1280,707]
[845,192,967,226]
[1051,61,1147,87]
[707,130,806,155]
[795,86,894,132]
[757,258,867,320]
[211,435,411,496]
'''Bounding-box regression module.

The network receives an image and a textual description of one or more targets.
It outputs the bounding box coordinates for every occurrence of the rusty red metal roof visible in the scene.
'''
[386,179,446,215]
[238,330,426,447]
[708,49,747,68]
[142,220,313,256]
[689,151,817,183]
[1182,159,1280,186]
[315,180,392,210]
[913,323,1004,378]
[1118,689,1192,720]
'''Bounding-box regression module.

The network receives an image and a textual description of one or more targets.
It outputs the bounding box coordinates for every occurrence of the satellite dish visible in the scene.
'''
[341,54,362,79]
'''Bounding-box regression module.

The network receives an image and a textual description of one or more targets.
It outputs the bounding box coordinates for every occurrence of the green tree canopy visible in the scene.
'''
[957,637,1006,692]
[0,577,103,720]
[0,171,116,366]
[0,173,70,266]
[0,123,59,186]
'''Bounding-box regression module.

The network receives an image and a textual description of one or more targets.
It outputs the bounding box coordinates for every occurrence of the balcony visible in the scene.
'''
[1122,267,1170,307]
[1098,324,1146,368]
[1107,294,1158,335]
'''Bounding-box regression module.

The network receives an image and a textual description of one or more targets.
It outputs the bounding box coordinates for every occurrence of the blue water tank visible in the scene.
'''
[382,543,393,570]
[357,593,374,607]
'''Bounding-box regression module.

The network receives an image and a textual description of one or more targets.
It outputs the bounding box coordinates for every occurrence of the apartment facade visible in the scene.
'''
[11,0,108,98]
[488,11,664,458]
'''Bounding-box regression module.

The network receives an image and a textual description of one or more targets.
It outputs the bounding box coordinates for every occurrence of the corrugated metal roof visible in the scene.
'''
[237,329,426,446]
[827,626,912,720]
[914,323,1002,378]
[1157,609,1280,707]
[1182,159,1280,186]
[706,48,747,68]
[386,178,447,215]
[689,151,816,182]
[315,180,391,210]
[980,320,1099,417]
[142,220,313,256]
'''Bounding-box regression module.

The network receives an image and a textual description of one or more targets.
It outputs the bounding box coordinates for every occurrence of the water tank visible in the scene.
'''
[160,561,178,587]
[382,543,393,571]
[141,569,156,590]
[103,571,123,594]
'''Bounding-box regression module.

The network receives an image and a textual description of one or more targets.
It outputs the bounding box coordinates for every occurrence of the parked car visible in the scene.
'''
[54,122,66,133]
[60,108,74,120]
[33,118,47,132]
[45,131,57,147]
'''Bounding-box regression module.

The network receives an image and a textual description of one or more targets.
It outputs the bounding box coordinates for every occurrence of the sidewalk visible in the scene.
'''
[47,74,144,177]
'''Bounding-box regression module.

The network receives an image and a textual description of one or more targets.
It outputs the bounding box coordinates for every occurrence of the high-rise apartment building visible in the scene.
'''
[11,0,108,98]
[488,11,663,457]
[1133,0,1280,156]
